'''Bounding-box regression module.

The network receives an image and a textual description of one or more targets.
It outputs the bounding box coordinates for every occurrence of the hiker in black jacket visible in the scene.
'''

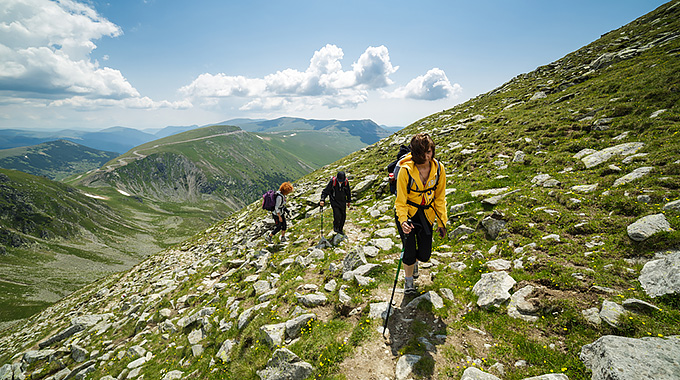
[320,171,351,235]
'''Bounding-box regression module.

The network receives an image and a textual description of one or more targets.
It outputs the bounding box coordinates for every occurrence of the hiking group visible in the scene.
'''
[262,132,446,295]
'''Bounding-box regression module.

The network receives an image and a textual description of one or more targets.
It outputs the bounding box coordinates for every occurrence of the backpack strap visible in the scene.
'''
[405,159,441,195]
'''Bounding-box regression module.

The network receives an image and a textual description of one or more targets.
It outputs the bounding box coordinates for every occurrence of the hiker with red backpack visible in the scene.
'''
[394,133,447,295]
[319,171,351,235]
[264,181,294,243]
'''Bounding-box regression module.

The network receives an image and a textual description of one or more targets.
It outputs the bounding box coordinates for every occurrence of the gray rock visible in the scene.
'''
[216,339,236,363]
[451,224,476,239]
[482,189,521,206]
[571,183,598,193]
[470,187,510,198]
[256,348,313,380]
[627,213,672,241]
[71,344,88,363]
[369,238,394,251]
[296,293,327,307]
[522,375,568,380]
[472,271,516,309]
[254,280,272,295]
[623,298,661,313]
[600,300,626,328]
[580,335,680,380]
[22,349,55,364]
[482,217,507,240]
[662,199,680,211]
[369,302,389,321]
[343,247,367,273]
[405,291,445,311]
[161,370,184,380]
[613,166,654,187]
[0,365,12,380]
[324,279,337,292]
[461,367,501,379]
[261,323,287,347]
[639,251,680,297]
[508,285,538,322]
[582,307,602,326]
[487,259,512,271]
[395,355,421,380]
[513,150,526,163]
[238,301,271,330]
[38,324,85,349]
[581,142,645,168]
[285,314,316,340]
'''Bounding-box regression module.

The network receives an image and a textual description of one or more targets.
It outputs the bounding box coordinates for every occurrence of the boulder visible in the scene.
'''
[580,335,680,379]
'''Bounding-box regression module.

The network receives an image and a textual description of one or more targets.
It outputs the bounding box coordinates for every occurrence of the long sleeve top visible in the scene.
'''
[394,153,447,227]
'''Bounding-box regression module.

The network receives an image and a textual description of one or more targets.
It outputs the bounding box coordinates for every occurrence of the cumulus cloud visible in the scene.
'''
[182,44,457,113]
[181,44,397,111]
[0,0,181,109]
[386,68,462,101]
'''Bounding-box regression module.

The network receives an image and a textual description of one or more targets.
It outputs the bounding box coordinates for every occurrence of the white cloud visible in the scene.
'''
[0,0,179,110]
[181,44,399,111]
[386,68,462,101]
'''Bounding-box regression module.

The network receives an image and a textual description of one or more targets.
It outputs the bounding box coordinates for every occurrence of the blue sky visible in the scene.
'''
[0,0,669,131]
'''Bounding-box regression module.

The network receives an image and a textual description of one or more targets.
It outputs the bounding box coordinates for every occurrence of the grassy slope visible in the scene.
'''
[0,140,118,181]
[1,2,679,379]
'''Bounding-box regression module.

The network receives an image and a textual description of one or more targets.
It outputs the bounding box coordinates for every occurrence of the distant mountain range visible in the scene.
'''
[0,117,399,155]
[220,117,393,145]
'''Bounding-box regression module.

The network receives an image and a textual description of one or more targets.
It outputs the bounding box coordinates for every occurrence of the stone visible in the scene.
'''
[581,142,645,168]
[472,271,516,309]
[599,300,626,328]
[487,259,511,271]
[507,285,538,322]
[582,307,602,326]
[613,166,654,187]
[161,370,184,380]
[256,348,313,380]
[639,251,680,297]
[571,184,598,193]
[461,367,501,379]
[580,335,680,379]
[627,213,672,241]
[296,293,327,307]
[662,199,680,211]
[343,247,367,273]
[481,217,507,240]
[216,339,236,363]
[395,355,421,380]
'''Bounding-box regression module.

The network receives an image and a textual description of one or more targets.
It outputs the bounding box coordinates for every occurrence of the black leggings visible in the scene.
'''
[396,208,433,266]
[331,204,347,233]
[271,214,287,235]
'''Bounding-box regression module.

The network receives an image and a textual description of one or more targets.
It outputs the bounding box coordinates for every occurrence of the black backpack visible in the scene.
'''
[386,145,411,195]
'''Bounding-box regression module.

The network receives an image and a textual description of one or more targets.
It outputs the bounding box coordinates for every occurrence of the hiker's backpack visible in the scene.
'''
[261,190,278,211]
[387,145,412,195]
[332,176,349,188]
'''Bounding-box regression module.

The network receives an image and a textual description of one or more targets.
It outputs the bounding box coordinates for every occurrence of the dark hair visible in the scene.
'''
[279,182,294,195]
[410,133,435,164]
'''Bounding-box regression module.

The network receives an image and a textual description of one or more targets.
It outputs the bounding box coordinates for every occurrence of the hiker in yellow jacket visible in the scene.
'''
[395,133,447,294]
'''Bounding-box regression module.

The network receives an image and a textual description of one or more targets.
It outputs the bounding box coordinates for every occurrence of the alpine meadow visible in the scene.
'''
[1,1,680,380]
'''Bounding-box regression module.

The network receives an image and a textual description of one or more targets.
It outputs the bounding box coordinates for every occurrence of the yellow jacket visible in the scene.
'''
[395,153,447,227]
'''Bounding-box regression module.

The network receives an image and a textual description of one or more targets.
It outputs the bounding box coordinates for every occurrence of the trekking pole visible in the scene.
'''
[320,204,324,240]
[383,246,404,338]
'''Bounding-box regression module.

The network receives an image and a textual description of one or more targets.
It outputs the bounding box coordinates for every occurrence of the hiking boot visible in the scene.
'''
[404,278,417,295]
[264,234,272,244]
[280,235,287,243]
[413,262,419,279]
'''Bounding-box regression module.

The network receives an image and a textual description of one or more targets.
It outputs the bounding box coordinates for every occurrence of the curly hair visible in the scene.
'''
[410,133,435,165]
[279,181,294,195]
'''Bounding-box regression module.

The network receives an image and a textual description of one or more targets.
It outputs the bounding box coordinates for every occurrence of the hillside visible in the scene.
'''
[74,125,313,210]
[1,1,680,380]
[0,140,118,181]
[0,169,161,328]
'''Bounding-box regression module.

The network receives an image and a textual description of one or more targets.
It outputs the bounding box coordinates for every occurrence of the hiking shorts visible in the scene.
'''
[396,208,433,266]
